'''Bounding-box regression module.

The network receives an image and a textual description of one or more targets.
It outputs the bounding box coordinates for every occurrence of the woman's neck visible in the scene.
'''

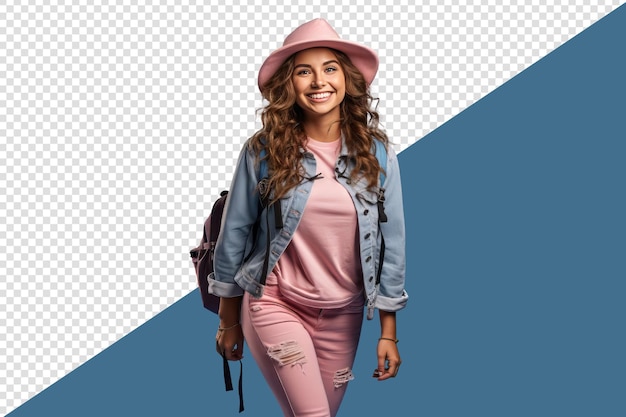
[302,119,341,143]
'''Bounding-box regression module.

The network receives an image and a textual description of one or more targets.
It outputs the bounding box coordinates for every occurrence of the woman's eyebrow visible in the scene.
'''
[294,60,340,69]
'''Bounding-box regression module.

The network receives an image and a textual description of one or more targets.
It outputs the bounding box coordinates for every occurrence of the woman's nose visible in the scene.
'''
[311,75,326,88]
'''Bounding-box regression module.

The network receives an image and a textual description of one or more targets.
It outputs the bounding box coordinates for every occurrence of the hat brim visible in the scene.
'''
[258,39,379,92]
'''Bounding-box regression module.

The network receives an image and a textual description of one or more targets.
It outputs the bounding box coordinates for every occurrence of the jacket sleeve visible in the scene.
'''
[375,145,409,311]
[208,141,260,298]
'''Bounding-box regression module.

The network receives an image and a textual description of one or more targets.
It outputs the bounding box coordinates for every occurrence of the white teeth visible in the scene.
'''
[308,92,331,99]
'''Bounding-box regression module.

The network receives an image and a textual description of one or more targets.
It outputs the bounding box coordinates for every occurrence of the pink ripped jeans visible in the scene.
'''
[241,280,364,417]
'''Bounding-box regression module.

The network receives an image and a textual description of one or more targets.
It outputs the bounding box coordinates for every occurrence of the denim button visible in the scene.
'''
[369,276,374,282]
[365,256,371,262]
[364,233,370,239]
[364,209,369,215]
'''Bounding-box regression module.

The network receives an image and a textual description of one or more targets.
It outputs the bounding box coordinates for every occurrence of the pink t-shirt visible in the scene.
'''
[269,137,364,308]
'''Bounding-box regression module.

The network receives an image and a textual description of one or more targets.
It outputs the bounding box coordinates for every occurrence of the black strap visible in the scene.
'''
[376,187,387,284]
[273,201,283,228]
[237,359,244,412]
[260,204,272,285]
[377,199,387,223]
[376,233,386,285]
[221,351,233,391]
[221,351,245,413]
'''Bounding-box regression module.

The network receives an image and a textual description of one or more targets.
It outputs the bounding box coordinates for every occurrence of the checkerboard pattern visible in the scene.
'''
[0,1,621,414]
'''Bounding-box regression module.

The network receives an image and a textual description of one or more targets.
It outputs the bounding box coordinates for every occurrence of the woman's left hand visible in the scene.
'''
[373,338,402,380]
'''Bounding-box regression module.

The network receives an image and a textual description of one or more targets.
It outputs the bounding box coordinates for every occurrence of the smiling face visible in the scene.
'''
[292,48,346,123]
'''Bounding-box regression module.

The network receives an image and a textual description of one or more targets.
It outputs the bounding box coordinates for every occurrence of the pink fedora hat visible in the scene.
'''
[257,18,379,92]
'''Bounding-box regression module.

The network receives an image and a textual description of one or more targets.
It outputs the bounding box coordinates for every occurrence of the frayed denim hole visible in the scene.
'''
[333,367,355,388]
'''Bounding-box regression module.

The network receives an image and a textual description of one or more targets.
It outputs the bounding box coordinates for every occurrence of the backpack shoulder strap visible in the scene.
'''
[373,139,387,186]
[259,149,269,180]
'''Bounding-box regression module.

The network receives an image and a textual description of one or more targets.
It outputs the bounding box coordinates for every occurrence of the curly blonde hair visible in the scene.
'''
[249,48,388,201]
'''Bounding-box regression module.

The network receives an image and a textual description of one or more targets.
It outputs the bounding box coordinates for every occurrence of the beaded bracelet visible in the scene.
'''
[379,337,399,344]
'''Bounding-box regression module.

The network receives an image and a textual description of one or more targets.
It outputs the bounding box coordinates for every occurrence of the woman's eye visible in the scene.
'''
[325,67,337,73]
[296,69,310,75]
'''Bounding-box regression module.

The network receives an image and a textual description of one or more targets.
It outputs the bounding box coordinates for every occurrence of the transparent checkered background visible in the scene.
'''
[0,0,622,414]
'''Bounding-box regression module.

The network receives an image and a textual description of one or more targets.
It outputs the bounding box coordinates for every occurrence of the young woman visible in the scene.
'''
[208,18,408,417]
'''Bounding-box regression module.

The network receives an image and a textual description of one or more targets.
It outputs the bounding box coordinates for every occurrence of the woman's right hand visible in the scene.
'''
[216,296,244,360]
[215,321,244,361]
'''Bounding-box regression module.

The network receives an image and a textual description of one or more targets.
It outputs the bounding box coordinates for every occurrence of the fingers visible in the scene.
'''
[216,338,244,360]
[386,358,402,379]
[373,359,401,380]
[373,342,402,381]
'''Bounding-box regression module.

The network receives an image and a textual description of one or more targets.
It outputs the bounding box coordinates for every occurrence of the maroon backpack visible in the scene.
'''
[189,188,273,315]
[189,190,228,314]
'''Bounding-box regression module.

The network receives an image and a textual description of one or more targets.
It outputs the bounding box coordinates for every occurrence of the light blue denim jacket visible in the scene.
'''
[208,137,408,319]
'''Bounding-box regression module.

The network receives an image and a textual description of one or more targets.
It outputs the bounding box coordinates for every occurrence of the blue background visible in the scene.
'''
[8,4,625,417]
